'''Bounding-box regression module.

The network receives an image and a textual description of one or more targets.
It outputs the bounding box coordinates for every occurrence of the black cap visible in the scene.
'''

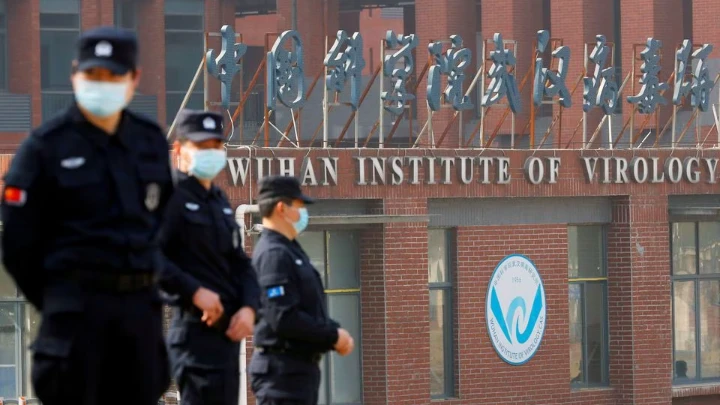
[257,175,315,204]
[175,109,226,142]
[77,26,138,74]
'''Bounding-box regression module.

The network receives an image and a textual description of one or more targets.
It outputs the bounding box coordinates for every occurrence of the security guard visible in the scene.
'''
[1,27,171,405]
[248,175,355,405]
[158,109,260,405]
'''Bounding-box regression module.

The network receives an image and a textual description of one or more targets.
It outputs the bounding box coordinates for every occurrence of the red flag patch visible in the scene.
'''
[4,186,27,206]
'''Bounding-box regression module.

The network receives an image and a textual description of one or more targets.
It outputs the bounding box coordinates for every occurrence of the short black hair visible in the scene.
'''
[258,197,292,218]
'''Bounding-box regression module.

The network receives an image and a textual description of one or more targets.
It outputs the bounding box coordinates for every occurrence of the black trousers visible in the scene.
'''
[30,289,170,405]
[176,356,240,405]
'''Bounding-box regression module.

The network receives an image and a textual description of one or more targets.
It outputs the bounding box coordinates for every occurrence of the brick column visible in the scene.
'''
[359,224,387,405]
[620,0,684,146]
[81,0,114,30]
[691,0,720,148]
[414,0,477,148]
[627,195,673,404]
[382,198,429,405]
[136,0,166,125]
[8,0,42,127]
[550,0,617,148]
[607,196,635,403]
[481,0,545,147]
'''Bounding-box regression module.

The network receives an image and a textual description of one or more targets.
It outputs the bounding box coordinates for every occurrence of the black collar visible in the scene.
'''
[176,170,223,200]
[68,102,132,149]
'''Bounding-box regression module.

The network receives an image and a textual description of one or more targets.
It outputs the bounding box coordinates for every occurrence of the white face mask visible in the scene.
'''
[186,148,228,180]
[74,78,130,117]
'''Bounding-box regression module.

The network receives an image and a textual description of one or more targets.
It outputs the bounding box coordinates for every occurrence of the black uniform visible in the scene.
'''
[158,110,261,405]
[0,28,172,405]
[248,176,341,405]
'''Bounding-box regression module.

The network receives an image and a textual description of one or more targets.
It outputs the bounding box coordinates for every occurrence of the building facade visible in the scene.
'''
[0,1,720,405]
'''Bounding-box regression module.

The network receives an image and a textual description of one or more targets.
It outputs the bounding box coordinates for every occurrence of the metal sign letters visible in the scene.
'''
[267,30,305,110]
[381,30,418,115]
[481,33,521,113]
[324,30,365,111]
[533,30,572,108]
[427,35,473,111]
[583,35,618,115]
[206,25,246,110]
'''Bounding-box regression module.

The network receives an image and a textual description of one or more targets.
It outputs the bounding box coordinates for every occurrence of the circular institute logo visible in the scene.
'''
[486,254,547,366]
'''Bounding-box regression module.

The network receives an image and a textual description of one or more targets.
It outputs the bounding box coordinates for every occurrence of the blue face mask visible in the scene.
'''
[74,79,130,117]
[290,207,309,235]
[188,148,227,180]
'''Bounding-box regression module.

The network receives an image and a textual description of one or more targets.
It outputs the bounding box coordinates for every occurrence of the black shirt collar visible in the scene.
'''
[68,102,132,149]
[176,170,223,200]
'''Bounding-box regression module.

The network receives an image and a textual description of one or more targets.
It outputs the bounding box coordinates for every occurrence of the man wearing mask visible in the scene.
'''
[1,27,172,405]
[248,175,355,405]
[159,109,260,405]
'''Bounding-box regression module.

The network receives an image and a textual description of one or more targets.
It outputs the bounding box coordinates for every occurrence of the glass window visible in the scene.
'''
[296,230,362,405]
[0,233,38,400]
[428,229,455,398]
[672,221,720,384]
[164,0,204,126]
[114,0,138,31]
[40,0,80,120]
[568,225,609,387]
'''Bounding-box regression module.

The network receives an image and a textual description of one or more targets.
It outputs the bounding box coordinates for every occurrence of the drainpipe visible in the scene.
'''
[234,203,258,405]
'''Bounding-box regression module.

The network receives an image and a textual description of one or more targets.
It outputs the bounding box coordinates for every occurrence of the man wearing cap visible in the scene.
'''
[1,27,172,405]
[248,175,355,405]
[158,109,260,405]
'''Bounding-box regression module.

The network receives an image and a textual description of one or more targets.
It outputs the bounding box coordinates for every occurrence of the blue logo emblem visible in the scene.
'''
[486,254,546,365]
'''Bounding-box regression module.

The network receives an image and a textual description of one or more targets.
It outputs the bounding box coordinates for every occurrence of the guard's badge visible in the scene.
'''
[203,117,216,130]
[145,183,161,212]
[232,230,240,249]
[95,41,113,57]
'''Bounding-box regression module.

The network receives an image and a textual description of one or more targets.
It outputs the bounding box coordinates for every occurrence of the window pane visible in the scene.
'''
[328,294,361,403]
[568,225,604,278]
[569,283,583,383]
[40,0,80,14]
[0,303,18,398]
[673,223,697,275]
[22,304,41,398]
[39,13,80,28]
[428,229,448,283]
[699,222,720,274]
[164,0,204,15]
[585,282,607,384]
[327,231,359,289]
[41,30,79,90]
[674,280,697,381]
[115,0,137,30]
[165,32,205,92]
[699,280,720,378]
[296,231,325,285]
[166,92,204,126]
[165,15,204,31]
[430,289,447,396]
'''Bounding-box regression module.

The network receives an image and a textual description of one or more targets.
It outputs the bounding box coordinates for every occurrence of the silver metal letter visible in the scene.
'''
[482,33,521,113]
[533,30,572,108]
[673,39,693,106]
[690,44,714,112]
[627,38,668,114]
[583,35,618,115]
[427,35,473,111]
[381,30,418,115]
[267,30,305,110]
[324,30,365,111]
[207,25,247,111]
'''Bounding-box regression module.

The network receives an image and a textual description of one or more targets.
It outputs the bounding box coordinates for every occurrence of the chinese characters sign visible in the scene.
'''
[211,25,716,116]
